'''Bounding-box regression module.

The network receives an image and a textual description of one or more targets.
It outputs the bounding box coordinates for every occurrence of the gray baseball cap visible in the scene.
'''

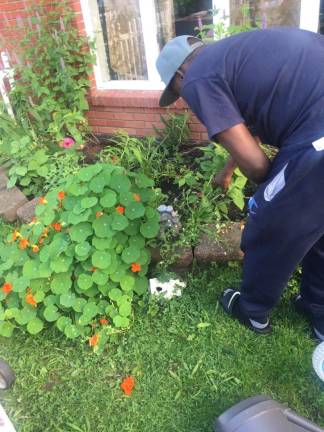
[156,35,204,107]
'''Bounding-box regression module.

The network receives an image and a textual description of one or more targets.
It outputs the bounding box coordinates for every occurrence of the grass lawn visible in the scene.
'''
[0,259,324,432]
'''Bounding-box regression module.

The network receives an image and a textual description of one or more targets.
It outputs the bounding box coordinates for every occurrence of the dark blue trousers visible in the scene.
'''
[240,139,324,321]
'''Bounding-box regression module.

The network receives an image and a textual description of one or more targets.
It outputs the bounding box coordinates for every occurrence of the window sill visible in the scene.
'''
[88,88,187,109]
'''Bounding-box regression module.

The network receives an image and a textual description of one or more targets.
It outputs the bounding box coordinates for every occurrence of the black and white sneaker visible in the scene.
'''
[220,288,272,335]
[294,294,324,342]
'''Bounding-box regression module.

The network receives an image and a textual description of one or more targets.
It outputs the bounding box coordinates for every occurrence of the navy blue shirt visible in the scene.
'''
[181,28,324,148]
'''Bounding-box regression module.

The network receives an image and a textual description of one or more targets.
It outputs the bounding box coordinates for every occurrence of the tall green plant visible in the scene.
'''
[9,0,95,147]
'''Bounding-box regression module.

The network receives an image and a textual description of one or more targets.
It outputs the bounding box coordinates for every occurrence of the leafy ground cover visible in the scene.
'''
[0,219,323,432]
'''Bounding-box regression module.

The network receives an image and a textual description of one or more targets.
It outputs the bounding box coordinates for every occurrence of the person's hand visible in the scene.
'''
[212,171,233,192]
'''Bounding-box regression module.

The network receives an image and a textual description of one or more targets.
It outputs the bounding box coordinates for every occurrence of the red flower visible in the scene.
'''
[32,245,39,253]
[96,211,104,218]
[120,376,135,396]
[2,282,13,294]
[39,196,47,205]
[26,293,37,307]
[89,334,99,346]
[100,317,108,325]
[131,263,141,273]
[12,230,21,241]
[116,205,125,215]
[133,193,141,202]
[19,238,29,249]
[53,222,62,232]
[58,191,65,200]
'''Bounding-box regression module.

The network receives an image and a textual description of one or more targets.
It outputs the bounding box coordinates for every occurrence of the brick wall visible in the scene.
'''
[0,0,209,142]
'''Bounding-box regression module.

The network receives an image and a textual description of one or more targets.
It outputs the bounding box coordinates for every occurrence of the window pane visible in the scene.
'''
[155,0,213,49]
[97,0,148,80]
[230,0,302,28]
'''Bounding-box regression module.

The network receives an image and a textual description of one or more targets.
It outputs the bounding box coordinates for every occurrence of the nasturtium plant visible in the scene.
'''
[0,163,159,354]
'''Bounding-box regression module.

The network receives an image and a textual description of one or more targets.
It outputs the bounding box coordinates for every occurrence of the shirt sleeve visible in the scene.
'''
[181,76,244,140]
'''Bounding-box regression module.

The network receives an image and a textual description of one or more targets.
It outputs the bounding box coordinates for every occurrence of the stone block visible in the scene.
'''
[0,172,8,191]
[0,187,28,222]
[17,197,39,223]
[194,222,244,263]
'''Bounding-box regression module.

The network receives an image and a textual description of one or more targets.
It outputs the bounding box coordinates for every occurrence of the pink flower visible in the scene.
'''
[59,137,75,149]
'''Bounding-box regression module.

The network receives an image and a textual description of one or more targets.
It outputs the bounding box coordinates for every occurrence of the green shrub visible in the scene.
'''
[0,163,160,354]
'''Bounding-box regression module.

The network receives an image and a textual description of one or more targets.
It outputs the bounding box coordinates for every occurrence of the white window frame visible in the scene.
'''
[81,0,321,91]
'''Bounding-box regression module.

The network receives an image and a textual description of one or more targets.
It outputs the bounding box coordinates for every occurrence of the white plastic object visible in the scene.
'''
[0,404,17,432]
[149,278,186,300]
[312,342,324,382]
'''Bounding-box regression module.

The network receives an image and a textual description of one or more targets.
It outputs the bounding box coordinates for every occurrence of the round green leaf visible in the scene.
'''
[13,277,30,293]
[138,249,151,265]
[75,242,91,257]
[77,274,93,291]
[51,273,72,295]
[89,175,106,193]
[121,246,140,264]
[100,190,117,208]
[111,214,129,231]
[108,288,122,301]
[129,235,145,249]
[78,165,102,182]
[23,260,39,279]
[113,315,130,328]
[93,215,114,238]
[68,209,91,225]
[83,302,99,318]
[140,221,160,239]
[81,196,98,209]
[42,209,55,226]
[15,307,37,325]
[0,321,14,337]
[44,304,60,322]
[125,220,140,236]
[27,318,44,335]
[70,223,93,243]
[125,202,145,220]
[56,316,72,332]
[120,275,135,292]
[50,255,73,273]
[92,270,109,286]
[60,293,76,308]
[64,324,80,339]
[119,302,132,317]
[72,298,86,313]
[110,174,131,193]
[92,251,111,270]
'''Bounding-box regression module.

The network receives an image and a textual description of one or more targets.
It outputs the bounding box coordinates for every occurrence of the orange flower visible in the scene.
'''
[32,245,39,253]
[38,237,44,245]
[19,238,29,249]
[2,282,13,294]
[89,334,99,347]
[115,205,125,214]
[58,191,65,200]
[96,211,103,218]
[39,196,47,205]
[131,263,141,273]
[53,222,62,232]
[120,376,135,396]
[133,193,141,202]
[90,267,97,273]
[25,293,37,307]
[100,317,108,325]
[12,230,21,241]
